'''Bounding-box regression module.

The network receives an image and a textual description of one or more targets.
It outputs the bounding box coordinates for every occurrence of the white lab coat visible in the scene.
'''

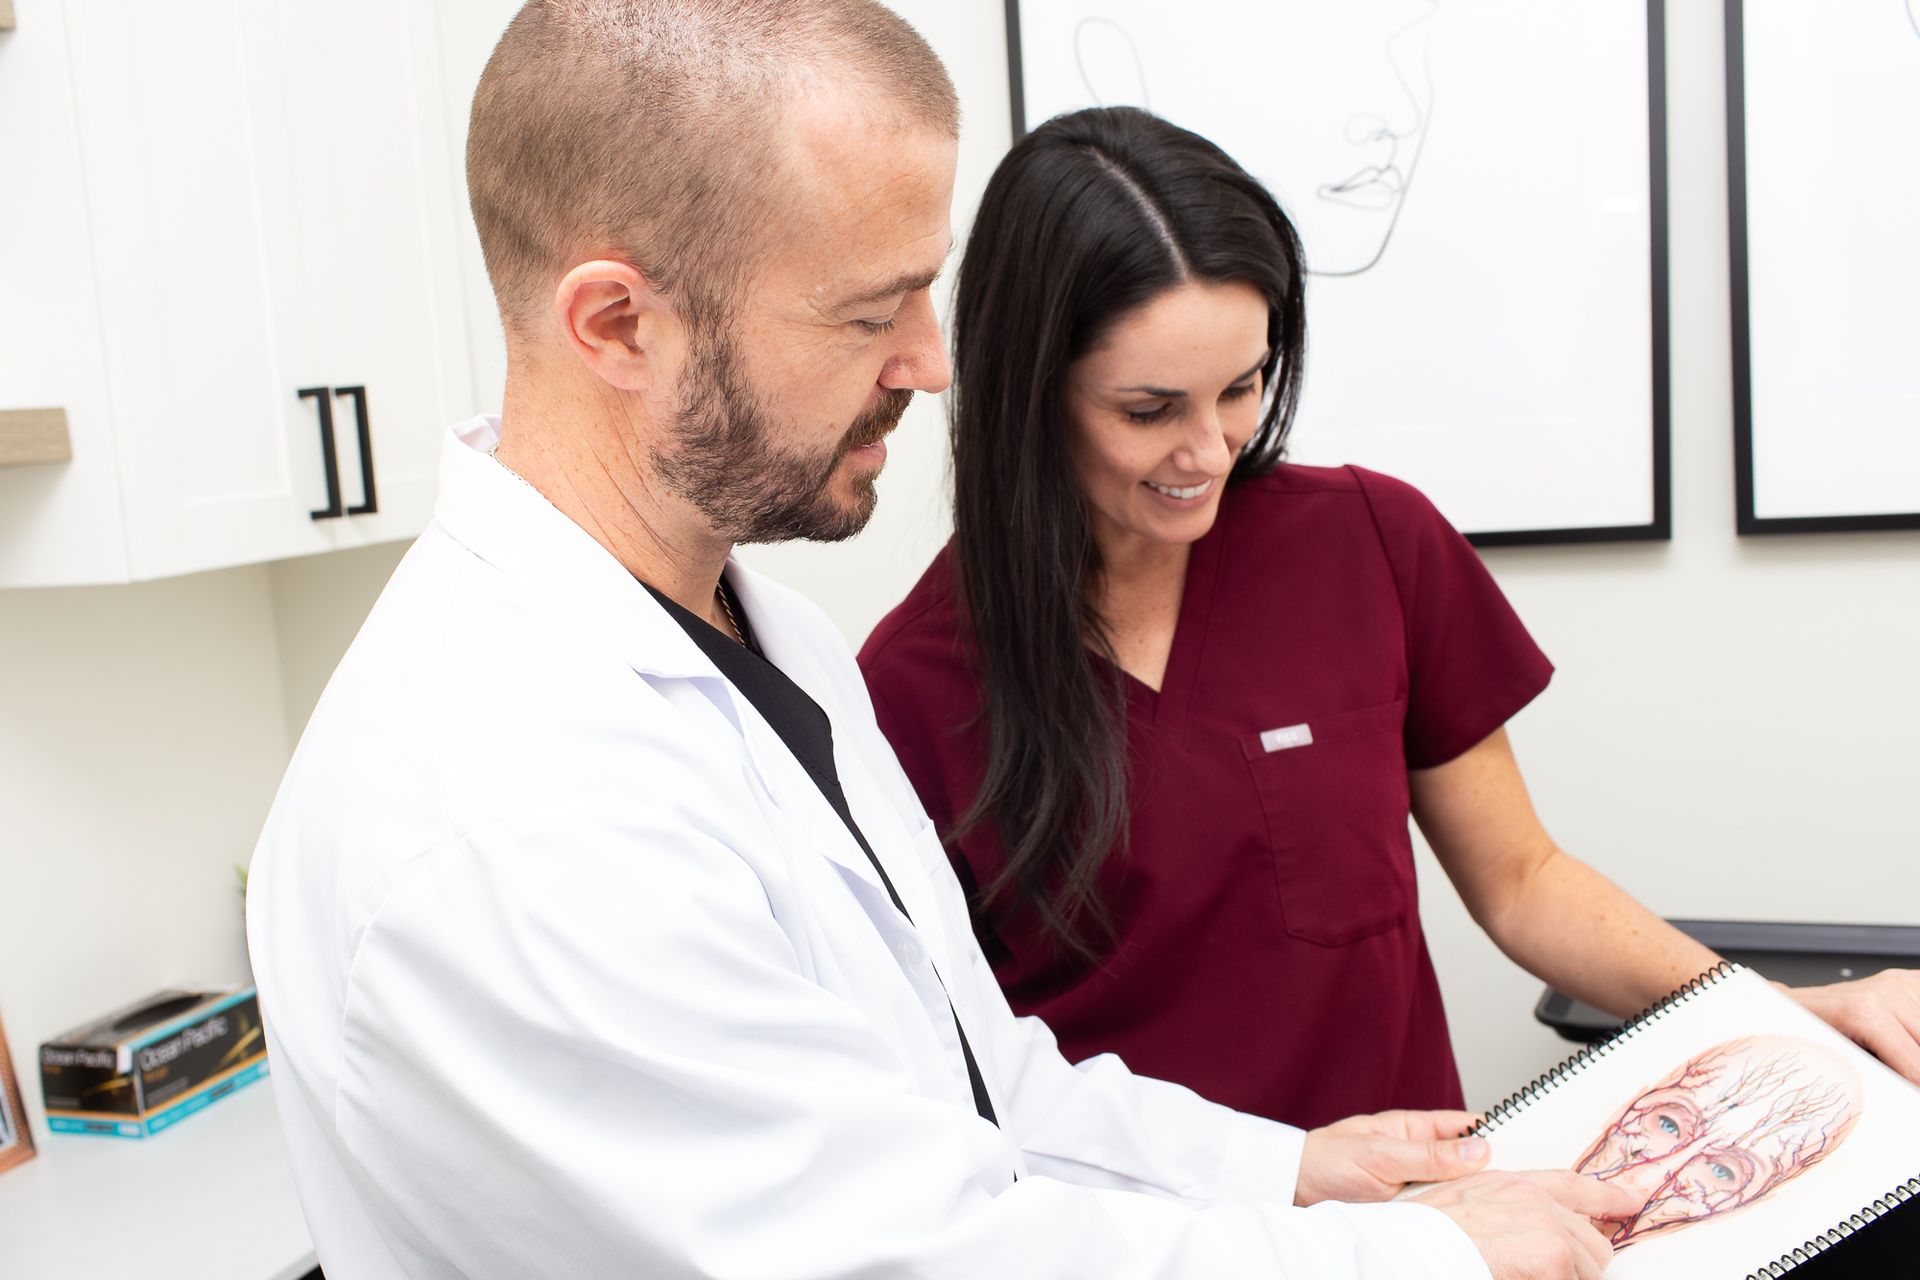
[247,417,1490,1279]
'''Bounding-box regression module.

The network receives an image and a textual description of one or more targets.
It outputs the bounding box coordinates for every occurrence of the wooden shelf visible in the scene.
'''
[0,408,71,467]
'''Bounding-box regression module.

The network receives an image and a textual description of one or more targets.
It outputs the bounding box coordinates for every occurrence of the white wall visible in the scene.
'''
[748,0,1920,1109]
[737,0,1015,636]
[3,0,1913,1138]
[0,567,289,1126]
[266,543,409,750]
[1411,0,1920,1108]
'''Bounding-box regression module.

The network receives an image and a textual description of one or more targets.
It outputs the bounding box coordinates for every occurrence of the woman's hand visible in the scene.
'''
[1295,1108,1492,1205]
[1786,969,1920,1083]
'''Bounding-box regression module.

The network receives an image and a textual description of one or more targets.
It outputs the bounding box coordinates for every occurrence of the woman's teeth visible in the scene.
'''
[1146,478,1213,500]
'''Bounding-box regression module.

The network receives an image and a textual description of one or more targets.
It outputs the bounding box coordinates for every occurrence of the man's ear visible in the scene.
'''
[552,259,687,394]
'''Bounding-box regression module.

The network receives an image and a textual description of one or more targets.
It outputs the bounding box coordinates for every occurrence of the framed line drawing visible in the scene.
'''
[1726,0,1920,534]
[0,1005,36,1175]
[1006,0,1671,546]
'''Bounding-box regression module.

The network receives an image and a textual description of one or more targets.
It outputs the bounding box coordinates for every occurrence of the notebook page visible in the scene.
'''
[1458,966,1920,1277]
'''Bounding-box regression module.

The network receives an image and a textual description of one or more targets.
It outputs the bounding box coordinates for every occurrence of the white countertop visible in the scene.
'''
[0,1074,316,1280]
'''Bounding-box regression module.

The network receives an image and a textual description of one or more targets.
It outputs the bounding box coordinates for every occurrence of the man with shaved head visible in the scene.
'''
[247,4,1631,1276]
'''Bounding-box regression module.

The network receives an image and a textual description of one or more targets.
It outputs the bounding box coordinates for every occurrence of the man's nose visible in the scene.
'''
[880,290,950,395]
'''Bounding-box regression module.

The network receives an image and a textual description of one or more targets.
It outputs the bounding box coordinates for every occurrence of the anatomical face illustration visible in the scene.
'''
[1573,1036,1862,1250]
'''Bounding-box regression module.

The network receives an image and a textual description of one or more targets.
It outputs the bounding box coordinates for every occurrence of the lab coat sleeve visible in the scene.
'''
[884,796,1314,1206]
[984,980,1310,1205]
[329,808,1488,1280]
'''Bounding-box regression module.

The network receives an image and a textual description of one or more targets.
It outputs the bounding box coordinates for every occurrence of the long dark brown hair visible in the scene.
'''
[949,107,1308,963]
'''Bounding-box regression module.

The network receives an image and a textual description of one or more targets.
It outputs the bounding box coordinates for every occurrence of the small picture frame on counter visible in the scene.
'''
[0,1005,36,1174]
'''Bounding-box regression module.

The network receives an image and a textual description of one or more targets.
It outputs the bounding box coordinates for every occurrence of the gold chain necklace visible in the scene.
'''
[714,578,745,647]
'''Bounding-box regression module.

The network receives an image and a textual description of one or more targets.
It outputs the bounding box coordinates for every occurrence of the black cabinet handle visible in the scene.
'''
[300,384,378,520]
[300,386,344,520]
[336,385,378,515]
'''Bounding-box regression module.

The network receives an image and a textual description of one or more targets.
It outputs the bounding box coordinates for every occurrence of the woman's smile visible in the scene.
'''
[1144,477,1216,502]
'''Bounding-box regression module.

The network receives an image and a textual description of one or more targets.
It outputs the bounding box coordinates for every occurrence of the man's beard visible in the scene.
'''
[654,321,912,545]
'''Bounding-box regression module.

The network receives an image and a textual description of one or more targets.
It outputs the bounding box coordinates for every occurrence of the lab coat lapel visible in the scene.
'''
[433,419,891,901]
[722,564,901,906]
[434,418,720,687]
[723,567,992,1116]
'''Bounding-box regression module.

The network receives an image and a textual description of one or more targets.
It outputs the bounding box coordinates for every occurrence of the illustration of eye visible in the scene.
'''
[1686,1150,1756,1198]
[1659,1115,1680,1136]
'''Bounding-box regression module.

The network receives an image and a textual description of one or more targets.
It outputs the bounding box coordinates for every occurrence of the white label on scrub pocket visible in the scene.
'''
[1259,723,1314,753]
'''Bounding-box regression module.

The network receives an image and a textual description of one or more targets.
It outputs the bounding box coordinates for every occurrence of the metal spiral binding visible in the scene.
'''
[1746,1175,1920,1278]
[1472,960,1740,1138]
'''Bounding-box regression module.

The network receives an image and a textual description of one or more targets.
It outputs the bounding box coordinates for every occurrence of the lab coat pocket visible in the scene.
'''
[1241,698,1414,947]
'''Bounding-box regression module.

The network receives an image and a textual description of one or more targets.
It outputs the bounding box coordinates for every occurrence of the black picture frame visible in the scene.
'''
[1004,1,1672,549]
[1725,0,1920,536]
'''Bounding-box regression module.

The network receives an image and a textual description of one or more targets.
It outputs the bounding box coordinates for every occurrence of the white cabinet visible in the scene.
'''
[0,0,129,583]
[0,0,512,586]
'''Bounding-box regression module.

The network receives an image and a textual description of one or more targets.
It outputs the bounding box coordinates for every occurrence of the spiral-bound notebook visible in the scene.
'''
[1417,963,1920,1278]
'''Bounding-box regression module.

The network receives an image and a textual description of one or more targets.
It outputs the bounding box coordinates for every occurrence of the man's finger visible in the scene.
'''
[1364,1133,1492,1185]
[1531,1185,1621,1280]
[1552,1198,1617,1279]
[1435,1134,1492,1177]
[1396,1108,1486,1141]
[1362,1108,1486,1141]
[1512,1167,1643,1220]
[1570,1225,1610,1280]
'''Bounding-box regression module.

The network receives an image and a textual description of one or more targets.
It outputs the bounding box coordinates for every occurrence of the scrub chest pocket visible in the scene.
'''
[1241,699,1415,947]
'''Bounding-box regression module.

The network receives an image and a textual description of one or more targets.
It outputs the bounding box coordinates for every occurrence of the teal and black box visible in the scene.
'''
[40,987,269,1139]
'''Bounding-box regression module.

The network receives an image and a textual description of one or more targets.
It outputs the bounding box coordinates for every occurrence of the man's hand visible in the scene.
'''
[1410,1170,1639,1280]
[1294,1109,1491,1205]
[1786,969,1920,1083]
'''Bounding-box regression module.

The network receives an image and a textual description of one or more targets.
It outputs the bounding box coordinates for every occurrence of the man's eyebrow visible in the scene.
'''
[837,267,940,310]
[1116,352,1271,397]
[835,239,957,311]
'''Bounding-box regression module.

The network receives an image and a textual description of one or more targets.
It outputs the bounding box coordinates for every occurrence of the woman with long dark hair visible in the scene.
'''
[857,106,1920,1128]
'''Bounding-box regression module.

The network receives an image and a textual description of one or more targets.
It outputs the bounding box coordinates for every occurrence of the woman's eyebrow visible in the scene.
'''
[1116,353,1271,397]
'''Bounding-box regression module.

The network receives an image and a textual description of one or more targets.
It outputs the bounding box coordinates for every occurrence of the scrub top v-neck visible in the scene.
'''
[1094,516,1223,730]
[858,464,1553,1130]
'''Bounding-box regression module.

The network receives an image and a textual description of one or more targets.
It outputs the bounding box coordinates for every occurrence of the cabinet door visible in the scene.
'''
[63,0,478,581]
[264,0,479,558]
[0,0,129,586]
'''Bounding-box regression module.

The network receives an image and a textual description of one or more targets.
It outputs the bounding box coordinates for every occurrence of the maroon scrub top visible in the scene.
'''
[858,465,1554,1130]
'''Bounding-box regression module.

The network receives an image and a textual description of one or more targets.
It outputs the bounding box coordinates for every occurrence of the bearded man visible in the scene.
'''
[246,3,1631,1276]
